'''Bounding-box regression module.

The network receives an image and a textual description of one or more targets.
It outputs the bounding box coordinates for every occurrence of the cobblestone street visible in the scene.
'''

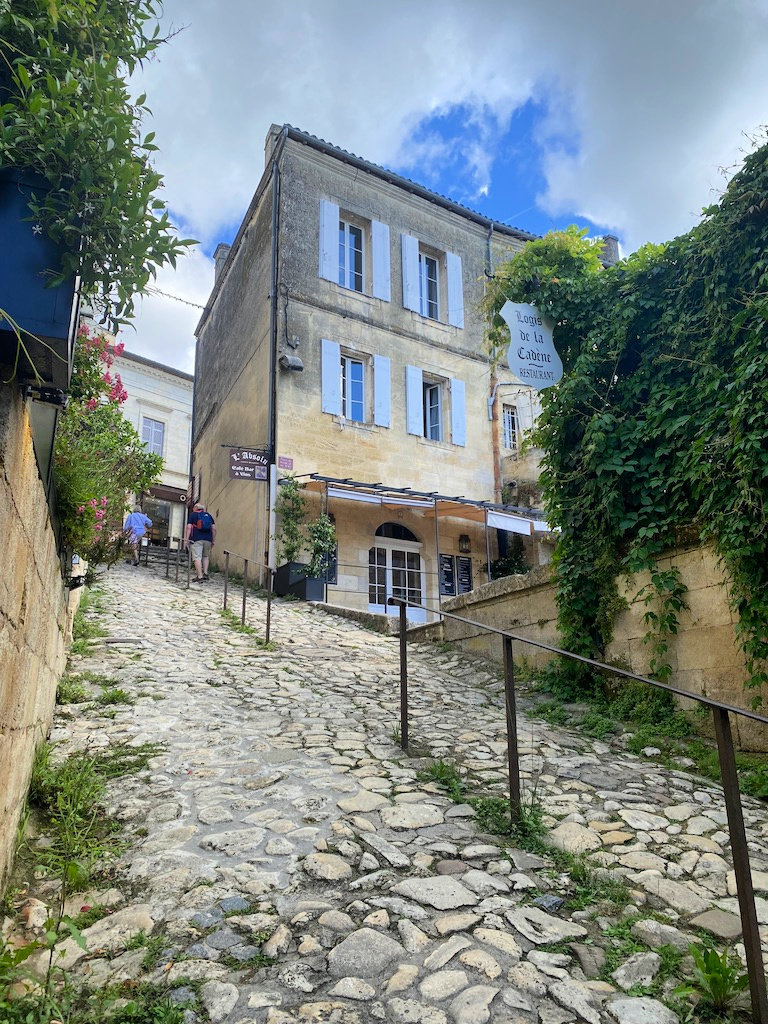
[15,562,768,1024]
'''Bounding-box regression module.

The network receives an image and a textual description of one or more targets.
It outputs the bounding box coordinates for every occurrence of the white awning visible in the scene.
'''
[486,510,533,535]
[327,487,381,504]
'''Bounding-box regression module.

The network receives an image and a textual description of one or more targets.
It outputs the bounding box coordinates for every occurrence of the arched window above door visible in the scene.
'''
[375,522,419,542]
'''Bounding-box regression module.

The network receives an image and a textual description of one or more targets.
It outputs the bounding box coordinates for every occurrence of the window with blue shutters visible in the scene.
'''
[319,200,390,301]
[322,340,391,428]
[405,366,466,446]
[401,234,464,327]
[142,417,165,456]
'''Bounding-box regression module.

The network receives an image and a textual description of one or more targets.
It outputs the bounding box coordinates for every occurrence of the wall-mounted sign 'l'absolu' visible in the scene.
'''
[500,301,563,391]
[229,449,269,480]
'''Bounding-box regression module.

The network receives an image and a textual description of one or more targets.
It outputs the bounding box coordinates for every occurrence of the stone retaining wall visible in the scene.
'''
[0,385,70,891]
[418,547,767,751]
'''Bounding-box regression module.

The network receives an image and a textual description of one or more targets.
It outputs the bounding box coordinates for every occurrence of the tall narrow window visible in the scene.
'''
[418,251,439,319]
[341,356,365,422]
[142,417,165,456]
[502,404,518,449]
[423,380,442,440]
[339,220,364,292]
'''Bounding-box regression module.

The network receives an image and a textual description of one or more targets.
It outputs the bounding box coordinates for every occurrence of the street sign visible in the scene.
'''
[277,455,294,470]
[500,301,563,391]
[229,448,269,480]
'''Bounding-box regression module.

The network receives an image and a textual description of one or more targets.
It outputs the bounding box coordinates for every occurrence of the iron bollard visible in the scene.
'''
[399,601,409,750]
[713,707,768,1024]
[223,552,230,610]
[241,559,248,625]
[165,536,171,578]
[503,636,521,825]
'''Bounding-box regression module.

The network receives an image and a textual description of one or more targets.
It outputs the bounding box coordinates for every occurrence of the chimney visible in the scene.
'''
[264,123,283,167]
[600,234,620,266]
[213,243,231,282]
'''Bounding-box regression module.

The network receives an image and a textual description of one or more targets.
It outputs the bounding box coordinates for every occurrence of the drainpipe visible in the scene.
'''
[485,223,502,504]
[493,378,505,501]
[265,127,288,587]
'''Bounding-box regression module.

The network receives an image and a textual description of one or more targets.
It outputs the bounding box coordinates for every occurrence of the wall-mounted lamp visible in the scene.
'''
[278,353,304,371]
[459,534,471,554]
[20,384,68,408]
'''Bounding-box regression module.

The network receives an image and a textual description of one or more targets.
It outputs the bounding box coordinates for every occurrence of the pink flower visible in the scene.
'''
[114,342,125,356]
[101,496,107,506]
[77,505,85,513]
[86,398,98,411]
[95,524,102,532]
[102,372,112,384]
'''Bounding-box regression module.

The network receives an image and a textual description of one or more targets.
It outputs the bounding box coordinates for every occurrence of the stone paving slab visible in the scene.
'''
[8,562,768,1023]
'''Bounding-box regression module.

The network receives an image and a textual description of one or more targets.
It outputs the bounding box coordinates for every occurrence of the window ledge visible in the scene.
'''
[414,435,457,450]
[331,416,378,433]
[407,311,457,333]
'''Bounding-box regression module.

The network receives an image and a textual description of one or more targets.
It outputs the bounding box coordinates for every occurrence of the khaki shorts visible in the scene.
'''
[190,539,212,561]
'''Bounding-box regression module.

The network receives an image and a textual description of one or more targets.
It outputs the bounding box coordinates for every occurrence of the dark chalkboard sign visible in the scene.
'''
[439,554,456,596]
[457,556,473,594]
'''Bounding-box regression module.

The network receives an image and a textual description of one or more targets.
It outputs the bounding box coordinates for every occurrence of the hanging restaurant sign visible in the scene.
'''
[229,449,269,480]
[500,301,563,391]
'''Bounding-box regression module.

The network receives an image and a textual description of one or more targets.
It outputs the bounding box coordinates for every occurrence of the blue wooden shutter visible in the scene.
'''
[319,200,339,282]
[450,378,466,446]
[373,354,391,427]
[321,339,341,414]
[517,392,534,435]
[406,365,423,435]
[446,252,464,328]
[401,234,420,311]
[371,221,391,302]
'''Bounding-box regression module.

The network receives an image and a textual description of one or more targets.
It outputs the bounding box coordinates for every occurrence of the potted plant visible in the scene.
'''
[0,0,194,384]
[274,477,337,601]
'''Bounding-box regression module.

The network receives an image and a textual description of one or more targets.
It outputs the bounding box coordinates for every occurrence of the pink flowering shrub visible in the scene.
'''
[54,325,162,566]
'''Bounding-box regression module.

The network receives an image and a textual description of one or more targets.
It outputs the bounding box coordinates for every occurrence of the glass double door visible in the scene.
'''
[368,543,426,623]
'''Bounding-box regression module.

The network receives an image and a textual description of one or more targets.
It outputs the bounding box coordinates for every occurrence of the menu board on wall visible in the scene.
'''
[439,554,456,596]
[457,556,473,594]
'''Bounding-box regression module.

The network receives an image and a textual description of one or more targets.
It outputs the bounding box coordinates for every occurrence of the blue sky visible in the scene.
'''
[394,101,598,242]
[127,0,768,371]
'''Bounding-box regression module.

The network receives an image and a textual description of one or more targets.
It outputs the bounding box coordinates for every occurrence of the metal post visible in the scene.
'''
[223,551,230,610]
[713,707,768,1024]
[266,569,273,644]
[484,508,492,583]
[165,536,171,578]
[175,541,181,583]
[324,481,329,605]
[186,546,191,589]
[503,636,521,824]
[399,601,409,750]
[433,498,442,618]
[266,463,277,644]
[241,558,249,626]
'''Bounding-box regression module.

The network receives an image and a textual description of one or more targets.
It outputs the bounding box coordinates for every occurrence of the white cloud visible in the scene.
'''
[127,0,768,366]
[118,243,212,374]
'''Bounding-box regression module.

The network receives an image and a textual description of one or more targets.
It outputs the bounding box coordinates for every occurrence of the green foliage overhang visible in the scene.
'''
[483,138,768,699]
[0,0,195,328]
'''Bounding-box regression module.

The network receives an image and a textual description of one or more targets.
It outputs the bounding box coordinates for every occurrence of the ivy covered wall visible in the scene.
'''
[483,137,768,702]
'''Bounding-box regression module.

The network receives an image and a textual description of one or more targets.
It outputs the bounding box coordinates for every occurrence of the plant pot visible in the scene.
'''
[274,562,326,602]
[0,169,78,386]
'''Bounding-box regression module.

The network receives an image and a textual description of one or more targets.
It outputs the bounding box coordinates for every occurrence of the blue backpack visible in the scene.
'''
[194,511,213,532]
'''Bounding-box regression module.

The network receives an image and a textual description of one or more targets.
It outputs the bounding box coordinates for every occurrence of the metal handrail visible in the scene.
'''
[387,596,768,1024]
[220,549,272,638]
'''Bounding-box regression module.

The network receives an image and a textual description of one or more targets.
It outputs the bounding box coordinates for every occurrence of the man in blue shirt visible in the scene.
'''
[124,505,152,566]
[185,501,216,583]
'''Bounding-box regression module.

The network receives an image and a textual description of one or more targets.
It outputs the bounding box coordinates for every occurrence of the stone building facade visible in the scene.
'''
[194,124,551,621]
[115,350,193,545]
